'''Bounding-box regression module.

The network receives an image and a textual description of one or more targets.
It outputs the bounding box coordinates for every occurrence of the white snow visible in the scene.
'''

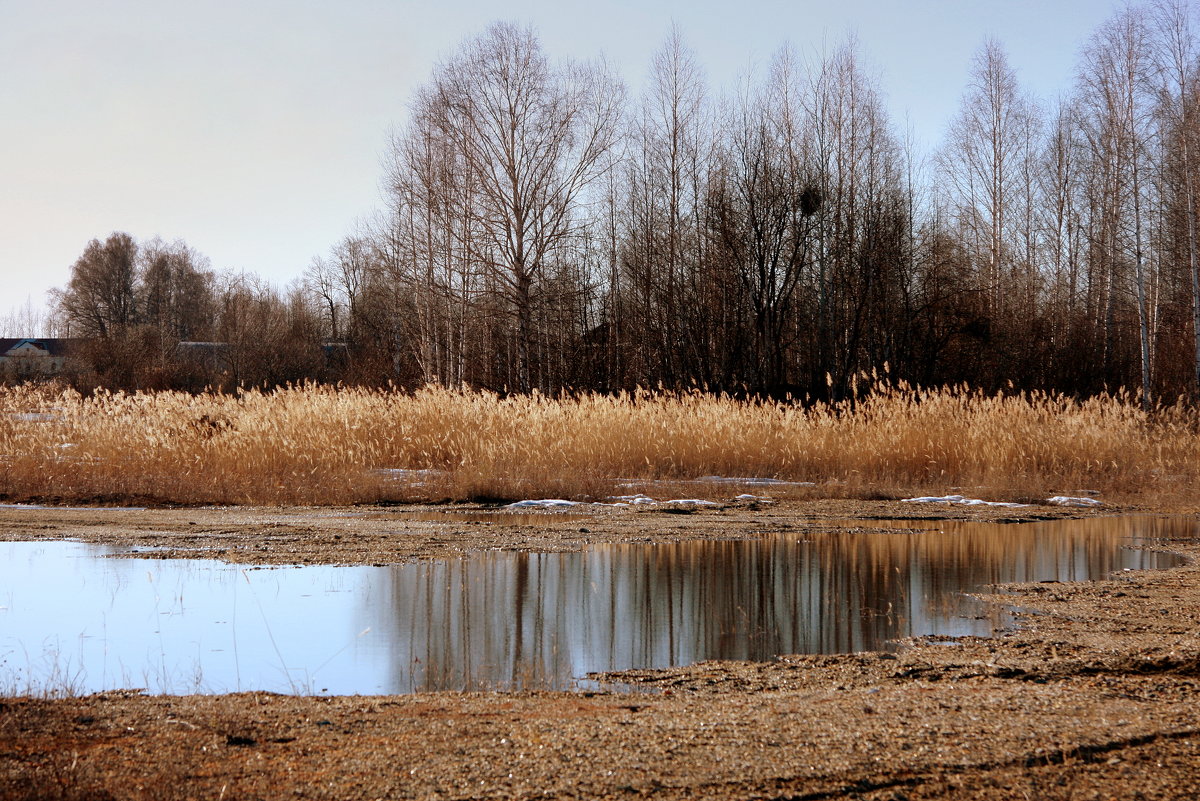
[664,499,719,506]
[696,476,816,487]
[901,495,1029,508]
[371,468,446,481]
[504,499,580,509]
[611,494,658,505]
[1046,496,1103,507]
[734,494,760,500]
[10,413,58,422]
[618,477,815,489]
[0,504,145,511]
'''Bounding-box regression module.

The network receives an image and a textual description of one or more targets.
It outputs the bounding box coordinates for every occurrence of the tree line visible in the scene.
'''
[44,2,1200,402]
[39,234,335,390]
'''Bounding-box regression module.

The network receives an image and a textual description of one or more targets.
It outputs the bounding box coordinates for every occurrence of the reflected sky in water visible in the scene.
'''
[0,516,1189,695]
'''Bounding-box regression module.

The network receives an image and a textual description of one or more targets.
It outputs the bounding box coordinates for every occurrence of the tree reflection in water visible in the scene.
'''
[373,516,1189,692]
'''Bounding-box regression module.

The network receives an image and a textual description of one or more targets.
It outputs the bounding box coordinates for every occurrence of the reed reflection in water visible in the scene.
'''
[374,515,1189,692]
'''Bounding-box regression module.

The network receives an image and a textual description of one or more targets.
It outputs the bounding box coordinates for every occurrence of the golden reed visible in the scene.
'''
[0,382,1195,506]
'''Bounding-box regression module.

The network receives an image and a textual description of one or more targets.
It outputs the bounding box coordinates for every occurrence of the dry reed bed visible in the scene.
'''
[0,383,1196,506]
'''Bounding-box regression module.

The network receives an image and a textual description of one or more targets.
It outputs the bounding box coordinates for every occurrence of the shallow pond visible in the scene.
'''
[0,515,1190,695]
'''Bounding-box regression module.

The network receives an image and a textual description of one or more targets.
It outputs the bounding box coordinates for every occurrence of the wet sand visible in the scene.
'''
[2,500,1199,799]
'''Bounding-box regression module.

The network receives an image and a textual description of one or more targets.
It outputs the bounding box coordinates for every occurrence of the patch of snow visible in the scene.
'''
[663,499,719,506]
[1046,496,1103,507]
[10,413,58,422]
[903,495,972,503]
[371,468,446,481]
[902,495,1029,508]
[619,477,816,489]
[696,476,815,487]
[611,494,658,505]
[734,494,759,500]
[0,504,146,511]
[505,499,580,509]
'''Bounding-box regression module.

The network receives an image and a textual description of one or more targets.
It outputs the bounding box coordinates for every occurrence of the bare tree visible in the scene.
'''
[1078,7,1158,407]
[215,274,324,387]
[52,232,138,337]
[1151,0,1200,394]
[385,107,481,386]
[937,39,1043,336]
[708,46,821,390]
[139,238,214,341]
[1037,98,1091,386]
[305,255,345,340]
[0,297,57,338]
[621,26,713,386]
[805,38,907,395]
[414,22,624,391]
[307,234,375,344]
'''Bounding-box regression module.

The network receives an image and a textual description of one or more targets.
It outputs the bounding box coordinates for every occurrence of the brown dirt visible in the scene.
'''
[2,499,1200,800]
[0,497,1121,566]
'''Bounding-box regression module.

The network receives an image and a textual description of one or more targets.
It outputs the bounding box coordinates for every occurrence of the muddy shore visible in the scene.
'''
[0,497,1119,566]
[3,500,1200,799]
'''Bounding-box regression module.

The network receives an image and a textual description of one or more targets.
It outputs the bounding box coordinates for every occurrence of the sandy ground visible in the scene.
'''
[2,499,1200,799]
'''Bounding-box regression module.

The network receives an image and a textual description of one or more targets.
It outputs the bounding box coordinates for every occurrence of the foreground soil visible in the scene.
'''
[3,499,1200,799]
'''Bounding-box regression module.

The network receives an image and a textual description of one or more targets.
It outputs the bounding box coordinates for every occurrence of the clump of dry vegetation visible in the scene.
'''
[0,382,1196,506]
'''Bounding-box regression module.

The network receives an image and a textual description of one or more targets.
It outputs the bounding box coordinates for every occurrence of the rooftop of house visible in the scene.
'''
[0,338,81,357]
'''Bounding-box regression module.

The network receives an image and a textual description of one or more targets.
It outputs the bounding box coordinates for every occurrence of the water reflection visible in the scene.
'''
[0,516,1190,695]
[376,516,1188,691]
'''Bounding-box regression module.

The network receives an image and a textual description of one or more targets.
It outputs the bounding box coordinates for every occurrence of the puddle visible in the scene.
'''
[0,516,1189,696]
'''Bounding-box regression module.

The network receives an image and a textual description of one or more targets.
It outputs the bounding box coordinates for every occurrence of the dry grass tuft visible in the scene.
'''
[0,382,1196,506]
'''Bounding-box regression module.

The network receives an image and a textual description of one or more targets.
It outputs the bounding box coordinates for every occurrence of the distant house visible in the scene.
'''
[322,341,349,370]
[0,338,79,377]
[175,341,232,374]
[174,340,350,375]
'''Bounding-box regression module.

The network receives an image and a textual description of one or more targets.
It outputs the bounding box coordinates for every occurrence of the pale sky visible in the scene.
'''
[0,0,1124,328]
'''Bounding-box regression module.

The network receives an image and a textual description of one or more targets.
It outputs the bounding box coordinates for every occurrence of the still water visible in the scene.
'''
[0,516,1189,695]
